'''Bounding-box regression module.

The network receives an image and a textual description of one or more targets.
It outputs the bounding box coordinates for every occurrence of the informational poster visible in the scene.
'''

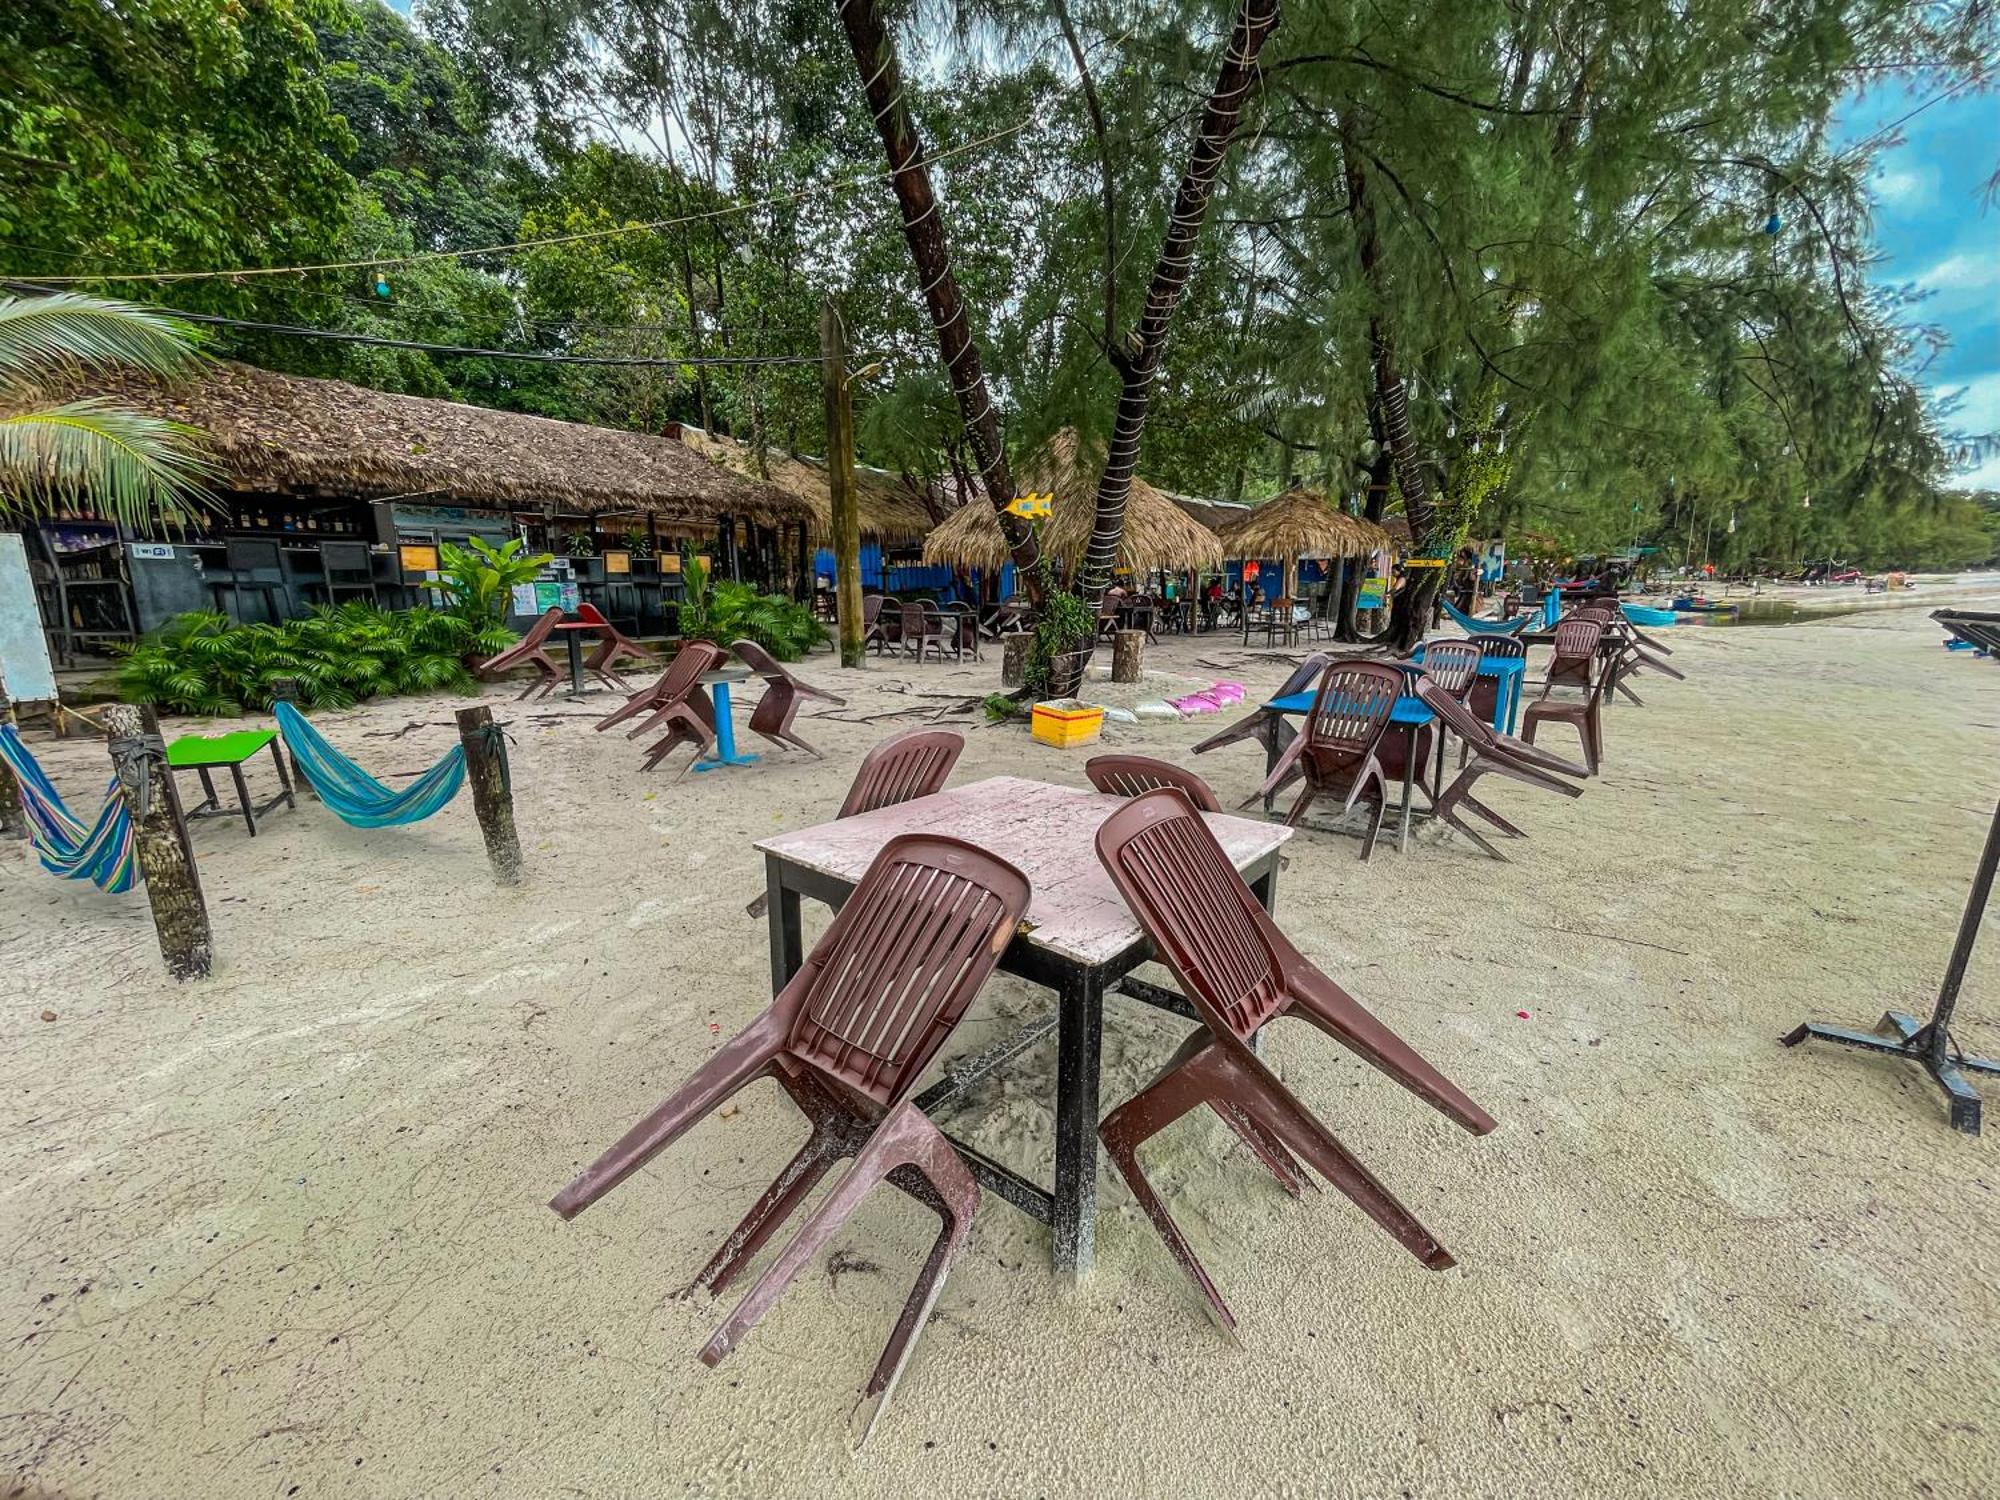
[0,532,58,703]
[1357,574,1388,610]
[604,551,631,575]
[531,581,580,613]
[1479,539,1506,585]
[509,583,538,616]
[399,543,439,573]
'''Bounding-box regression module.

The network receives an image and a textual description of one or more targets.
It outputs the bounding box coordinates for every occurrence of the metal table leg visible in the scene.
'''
[764,851,804,992]
[1051,965,1106,1278]
[565,631,585,697]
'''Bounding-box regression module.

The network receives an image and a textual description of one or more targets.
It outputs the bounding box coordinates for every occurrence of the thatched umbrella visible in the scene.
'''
[921,427,1222,576]
[1216,487,1397,601]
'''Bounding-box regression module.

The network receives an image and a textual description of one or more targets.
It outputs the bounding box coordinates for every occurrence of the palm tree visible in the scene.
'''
[0,292,218,530]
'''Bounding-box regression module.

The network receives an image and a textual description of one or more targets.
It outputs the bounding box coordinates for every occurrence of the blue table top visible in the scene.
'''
[1267,690,1434,725]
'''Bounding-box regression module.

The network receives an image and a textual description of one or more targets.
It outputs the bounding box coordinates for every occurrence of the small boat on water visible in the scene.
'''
[1671,595,1739,615]
[1621,603,1679,628]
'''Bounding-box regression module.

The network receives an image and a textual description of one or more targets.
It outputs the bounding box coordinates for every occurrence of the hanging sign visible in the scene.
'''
[1007,492,1053,519]
[604,550,631,575]
[1357,575,1388,610]
[1404,557,1448,570]
[398,543,439,573]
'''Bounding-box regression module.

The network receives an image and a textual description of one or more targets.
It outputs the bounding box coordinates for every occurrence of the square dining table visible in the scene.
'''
[755,775,1293,1278]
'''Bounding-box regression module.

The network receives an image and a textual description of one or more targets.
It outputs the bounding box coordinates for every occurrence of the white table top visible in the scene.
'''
[756,775,1292,967]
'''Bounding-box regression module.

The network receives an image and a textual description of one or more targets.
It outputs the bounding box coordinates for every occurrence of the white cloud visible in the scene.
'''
[1917,251,2000,295]
[1937,370,2000,429]
[1871,162,1938,210]
[1954,452,2000,490]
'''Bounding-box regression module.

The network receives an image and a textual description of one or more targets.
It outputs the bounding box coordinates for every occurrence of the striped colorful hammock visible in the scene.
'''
[0,723,138,893]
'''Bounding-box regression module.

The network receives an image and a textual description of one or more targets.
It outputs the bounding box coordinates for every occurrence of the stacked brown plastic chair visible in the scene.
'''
[1522,621,1608,774]
[550,833,1031,1437]
[837,727,964,818]
[1250,661,1405,858]
[865,596,902,656]
[473,606,565,699]
[594,639,721,736]
[1413,677,1587,859]
[1085,753,1223,812]
[576,602,657,690]
[625,640,730,775]
[733,639,845,758]
[902,600,953,662]
[1190,650,1331,768]
[1093,789,1495,1333]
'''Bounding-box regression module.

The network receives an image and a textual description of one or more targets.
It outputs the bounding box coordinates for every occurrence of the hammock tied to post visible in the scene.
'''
[273,701,470,828]
[0,723,138,893]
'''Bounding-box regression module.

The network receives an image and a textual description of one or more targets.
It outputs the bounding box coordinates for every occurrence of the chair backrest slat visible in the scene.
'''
[1085,754,1222,812]
[1305,662,1403,755]
[1097,791,1286,1038]
[837,727,964,819]
[786,835,1030,1106]
[656,638,725,702]
[1420,639,1482,697]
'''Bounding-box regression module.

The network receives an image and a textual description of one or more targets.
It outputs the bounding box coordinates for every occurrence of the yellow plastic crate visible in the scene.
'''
[1031,699,1105,748]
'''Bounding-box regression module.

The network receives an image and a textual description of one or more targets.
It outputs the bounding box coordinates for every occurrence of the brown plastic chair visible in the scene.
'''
[867,597,903,656]
[627,641,729,775]
[837,727,964,818]
[1190,650,1331,764]
[1413,677,1587,859]
[1251,661,1405,858]
[1522,628,1609,774]
[550,833,1031,1435]
[1085,753,1223,812]
[577,601,657,690]
[594,639,722,737]
[732,639,846,758]
[1541,617,1605,693]
[474,607,565,700]
[1093,789,1495,1332]
[902,600,952,662]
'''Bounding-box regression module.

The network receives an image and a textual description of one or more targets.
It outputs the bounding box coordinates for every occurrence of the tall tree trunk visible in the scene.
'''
[1339,111,1438,648]
[833,0,1042,599]
[1074,0,1282,611]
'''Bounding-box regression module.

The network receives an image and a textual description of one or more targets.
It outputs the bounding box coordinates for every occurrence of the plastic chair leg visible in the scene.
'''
[684,1117,853,1298]
[1098,1050,1242,1334]
[1286,973,1498,1135]
[550,1013,789,1220]
[698,1102,976,1443]
[1228,1053,1457,1271]
[1208,1099,1313,1197]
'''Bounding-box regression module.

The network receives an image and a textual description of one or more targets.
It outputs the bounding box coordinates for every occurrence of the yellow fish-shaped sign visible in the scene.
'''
[1007,492,1053,519]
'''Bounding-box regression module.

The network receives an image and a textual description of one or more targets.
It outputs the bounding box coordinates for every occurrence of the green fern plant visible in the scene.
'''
[112,605,494,714]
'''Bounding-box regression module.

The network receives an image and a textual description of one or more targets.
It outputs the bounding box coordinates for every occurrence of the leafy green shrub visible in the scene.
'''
[112,604,516,715]
[704,581,826,661]
[435,536,554,622]
[674,552,825,662]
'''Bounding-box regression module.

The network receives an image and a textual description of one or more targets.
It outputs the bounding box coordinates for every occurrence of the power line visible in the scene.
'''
[0,282,826,366]
[21,116,1037,288]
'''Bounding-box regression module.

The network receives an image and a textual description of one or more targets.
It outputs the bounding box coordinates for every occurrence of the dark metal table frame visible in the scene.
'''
[760,845,1282,1278]
[171,737,296,837]
[1782,797,2000,1134]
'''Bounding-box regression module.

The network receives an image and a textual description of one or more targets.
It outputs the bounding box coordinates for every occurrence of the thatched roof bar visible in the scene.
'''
[22,361,809,532]
[675,426,936,545]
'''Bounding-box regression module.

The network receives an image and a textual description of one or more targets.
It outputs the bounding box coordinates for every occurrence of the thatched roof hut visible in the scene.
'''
[922,428,1223,574]
[22,360,806,532]
[676,426,936,544]
[1216,488,1399,561]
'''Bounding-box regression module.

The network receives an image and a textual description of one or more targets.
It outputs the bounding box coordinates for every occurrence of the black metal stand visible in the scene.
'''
[1783,797,2000,1134]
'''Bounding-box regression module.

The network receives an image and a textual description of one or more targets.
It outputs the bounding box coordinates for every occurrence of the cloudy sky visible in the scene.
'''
[1837,80,2000,490]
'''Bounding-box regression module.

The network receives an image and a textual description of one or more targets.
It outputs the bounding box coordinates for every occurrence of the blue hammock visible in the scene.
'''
[1439,596,1533,637]
[274,702,467,828]
[0,723,137,893]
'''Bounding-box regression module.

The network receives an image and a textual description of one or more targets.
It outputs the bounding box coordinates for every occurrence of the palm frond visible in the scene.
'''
[0,293,204,388]
[0,400,219,530]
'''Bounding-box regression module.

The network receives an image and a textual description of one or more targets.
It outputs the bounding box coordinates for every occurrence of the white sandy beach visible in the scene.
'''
[3,584,1998,1499]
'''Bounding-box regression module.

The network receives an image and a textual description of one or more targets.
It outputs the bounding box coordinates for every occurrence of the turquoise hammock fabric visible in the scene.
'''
[1439,597,1530,637]
[0,723,138,893]
[274,702,467,829]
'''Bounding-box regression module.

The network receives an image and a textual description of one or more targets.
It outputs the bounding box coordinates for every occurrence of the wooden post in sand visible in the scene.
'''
[1111,629,1145,684]
[455,705,521,885]
[103,703,212,981]
[0,672,24,840]
[267,679,316,802]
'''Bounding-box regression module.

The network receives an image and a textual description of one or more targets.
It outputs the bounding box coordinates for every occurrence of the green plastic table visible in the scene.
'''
[166,729,296,836]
